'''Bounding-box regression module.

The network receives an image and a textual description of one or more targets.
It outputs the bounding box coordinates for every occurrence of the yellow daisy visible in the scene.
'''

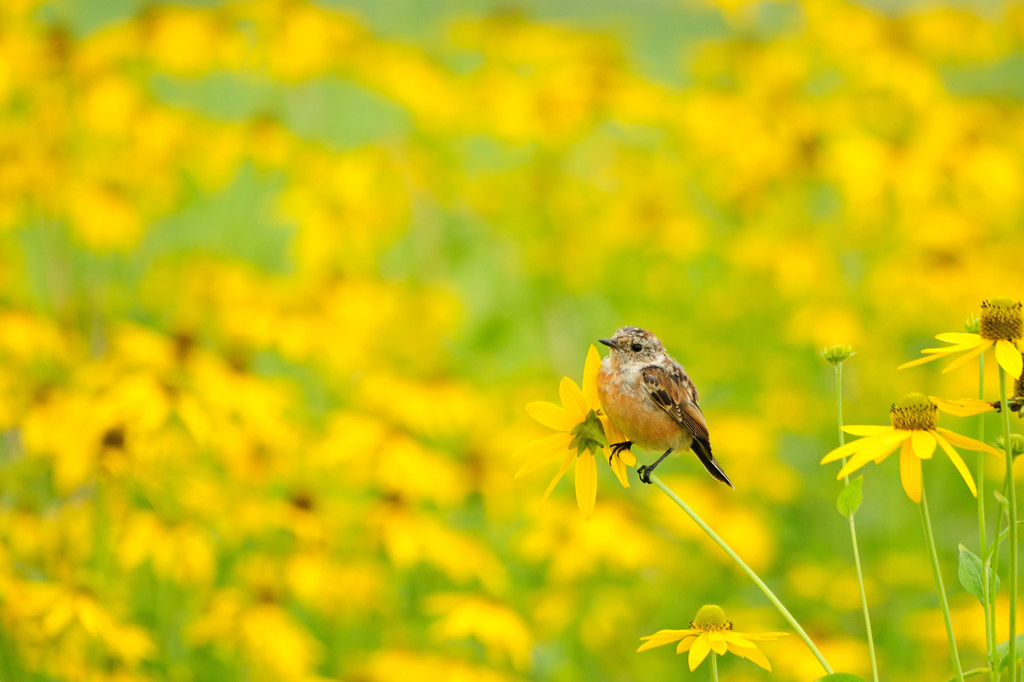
[820,393,1000,503]
[515,345,635,519]
[637,604,788,672]
[898,298,1024,378]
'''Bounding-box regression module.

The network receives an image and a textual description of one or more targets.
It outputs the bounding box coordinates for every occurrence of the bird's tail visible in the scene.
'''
[692,437,734,489]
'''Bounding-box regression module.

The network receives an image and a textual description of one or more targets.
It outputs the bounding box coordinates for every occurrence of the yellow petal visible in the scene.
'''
[583,345,601,412]
[821,431,892,465]
[708,631,728,655]
[733,644,772,671]
[899,441,922,503]
[608,451,630,489]
[931,397,996,417]
[922,343,983,354]
[675,634,697,653]
[935,427,1002,456]
[637,629,689,652]
[911,430,936,460]
[723,635,756,650]
[835,432,908,478]
[513,432,574,459]
[933,431,978,497]
[514,434,574,479]
[996,339,1024,378]
[575,452,597,520]
[936,332,984,344]
[526,401,574,432]
[688,634,711,671]
[543,451,575,499]
[942,340,993,374]
[898,353,946,370]
[841,425,892,436]
[601,415,629,445]
[559,377,588,424]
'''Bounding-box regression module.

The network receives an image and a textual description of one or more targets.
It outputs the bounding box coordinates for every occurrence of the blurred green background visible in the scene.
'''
[3,0,1024,680]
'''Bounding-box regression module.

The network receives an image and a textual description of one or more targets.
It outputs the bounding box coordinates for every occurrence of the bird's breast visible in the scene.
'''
[597,362,690,451]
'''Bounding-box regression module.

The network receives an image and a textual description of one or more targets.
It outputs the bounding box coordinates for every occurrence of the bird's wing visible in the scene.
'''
[641,363,709,443]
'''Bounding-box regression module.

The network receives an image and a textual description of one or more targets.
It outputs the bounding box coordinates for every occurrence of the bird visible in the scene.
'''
[597,326,733,487]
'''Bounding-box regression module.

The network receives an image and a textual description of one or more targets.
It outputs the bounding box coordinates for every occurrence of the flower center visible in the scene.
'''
[980,298,1023,341]
[889,392,938,431]
[690,604,733,632]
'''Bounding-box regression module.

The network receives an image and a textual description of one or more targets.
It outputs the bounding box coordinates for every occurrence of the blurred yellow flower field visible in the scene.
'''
[4,0,1024,679]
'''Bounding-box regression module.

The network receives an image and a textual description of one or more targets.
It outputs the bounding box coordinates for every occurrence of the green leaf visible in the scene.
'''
[996,634,1024,670]
[815,675,866,682]
[958,544,998,604]
[836,476,863,517]
[994,489,1009,513]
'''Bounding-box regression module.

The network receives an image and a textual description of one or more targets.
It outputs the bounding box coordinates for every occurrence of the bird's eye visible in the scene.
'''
[631,343,643,352]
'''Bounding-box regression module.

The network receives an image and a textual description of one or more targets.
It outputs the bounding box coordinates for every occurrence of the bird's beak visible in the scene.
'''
[598,338,615,348]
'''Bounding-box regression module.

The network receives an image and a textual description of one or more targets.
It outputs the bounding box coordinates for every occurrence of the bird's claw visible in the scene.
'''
[637,465,653,484]
[610,441,632,456]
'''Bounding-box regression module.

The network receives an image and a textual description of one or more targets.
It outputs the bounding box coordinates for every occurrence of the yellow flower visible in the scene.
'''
[637,604,788,672]
[898,298,1024,378]
[821,393,1000,503]
[515,345,634,519]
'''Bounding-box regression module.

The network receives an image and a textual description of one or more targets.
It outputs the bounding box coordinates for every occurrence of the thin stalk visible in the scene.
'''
[710,651,719,682]
[921,483,965,681]
[1000,369,1018,682]
[648,473,833,675]
[992,477,1009,681]
[979,356,996,682]
[834,363,879,682]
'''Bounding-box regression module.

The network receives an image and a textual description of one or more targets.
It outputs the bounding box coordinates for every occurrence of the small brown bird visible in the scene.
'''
[597,326,733,487]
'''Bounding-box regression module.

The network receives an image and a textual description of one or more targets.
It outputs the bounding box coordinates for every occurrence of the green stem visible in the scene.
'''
[1000,369,1019,682]
[993,477,1009,679]
[648,473,833,675]
[710,651,719,682]
[835,364,879,682]
[979,356,996,682]
[921,483,965,681]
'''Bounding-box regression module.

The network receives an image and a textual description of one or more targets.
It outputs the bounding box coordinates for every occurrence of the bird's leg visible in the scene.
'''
[609,441,633,459]
[637,448,673,484]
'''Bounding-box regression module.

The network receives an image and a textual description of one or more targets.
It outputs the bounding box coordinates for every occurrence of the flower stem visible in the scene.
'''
[710,651,719,682]
[993,477,1009,682]
[978,356,996,682]
[834,363,879,682]
[1000,369,1019,682]
[648,473,833,675]
[921,483,965,682]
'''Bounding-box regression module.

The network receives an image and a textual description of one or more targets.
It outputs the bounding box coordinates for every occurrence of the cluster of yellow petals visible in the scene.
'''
[515,345,635,519]
[637,605,788,672]
[898,331,1024,378]
[821,395,999,503]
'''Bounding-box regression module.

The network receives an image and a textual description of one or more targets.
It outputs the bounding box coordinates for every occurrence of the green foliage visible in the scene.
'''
[997,634,1024,670]
[958,543,998,605]
[835,476,863,518]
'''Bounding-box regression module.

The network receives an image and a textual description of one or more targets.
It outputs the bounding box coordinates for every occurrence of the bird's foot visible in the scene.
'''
[609,441,633,456]
[637,465,654,484]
